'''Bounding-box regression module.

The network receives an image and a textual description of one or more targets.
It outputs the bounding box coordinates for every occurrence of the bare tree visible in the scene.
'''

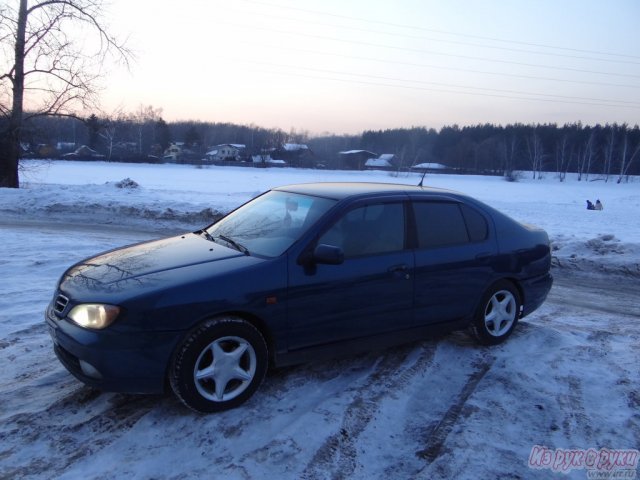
[129,104,162,156]
[501,133,518,181]
[602,126,616,182]
[0,0,130,187]
[98,107,126,160]
[577,129,595,181]
[555,135,571,182]
[525,129,544,179]
[617,127,640,184]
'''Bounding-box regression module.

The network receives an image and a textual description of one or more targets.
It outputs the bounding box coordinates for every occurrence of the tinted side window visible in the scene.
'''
[460,204,488,242]
[414,202,469,248]
[318,203,404,257]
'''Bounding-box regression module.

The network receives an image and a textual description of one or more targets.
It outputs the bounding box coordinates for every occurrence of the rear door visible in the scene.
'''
[411,200,497,325]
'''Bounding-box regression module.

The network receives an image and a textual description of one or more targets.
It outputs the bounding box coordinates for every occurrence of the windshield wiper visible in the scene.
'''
[198,229,215,242]
[216,235,250,255]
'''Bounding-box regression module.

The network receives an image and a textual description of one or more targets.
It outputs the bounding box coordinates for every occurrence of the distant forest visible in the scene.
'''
[15,111,640,182]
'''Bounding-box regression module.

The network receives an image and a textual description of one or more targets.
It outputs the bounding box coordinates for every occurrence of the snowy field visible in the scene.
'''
[0,160,639,479]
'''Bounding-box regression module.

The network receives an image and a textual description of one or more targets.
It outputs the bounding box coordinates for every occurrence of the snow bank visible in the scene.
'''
[4,160,640,276]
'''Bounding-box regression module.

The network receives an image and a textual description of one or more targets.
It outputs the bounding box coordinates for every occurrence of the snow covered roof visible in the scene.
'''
[283,143,309,151]
[215,144,245,149]
[378,154,395,161]
[205,150,218,156]
[251,155,286,164]
[339,150,377,155]
[413,162,448,170]
[75,145,99,155]
[365,158,393,168]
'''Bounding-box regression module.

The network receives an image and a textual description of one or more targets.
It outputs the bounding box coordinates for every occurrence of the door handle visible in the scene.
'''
[388,264,408,272]
[388,264,411,279]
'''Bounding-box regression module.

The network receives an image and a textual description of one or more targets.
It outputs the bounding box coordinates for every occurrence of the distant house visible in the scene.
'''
[251,154,286,167]
[111,142,139,161]
[62,145,105,160]
[339,150,378,170]
[271,143,313,167]
[204,144,246,162]
[283,143,309,153]
[365,153,395,170]
[163,143,183,162]
[204,149,218,161]
[36,144,57,158]
[56,142,76,154]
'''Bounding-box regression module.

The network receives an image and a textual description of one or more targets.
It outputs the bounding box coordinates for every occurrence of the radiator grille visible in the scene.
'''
[53,294,69,315]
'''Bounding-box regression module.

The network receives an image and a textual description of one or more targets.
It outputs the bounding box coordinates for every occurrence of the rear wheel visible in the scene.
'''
[170,317,268,413]
[472,281,521,345]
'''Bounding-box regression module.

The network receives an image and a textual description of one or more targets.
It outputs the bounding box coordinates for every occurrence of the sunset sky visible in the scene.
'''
[102,0,640,134]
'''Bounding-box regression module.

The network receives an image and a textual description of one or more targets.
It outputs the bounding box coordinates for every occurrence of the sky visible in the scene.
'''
[98,0,640,135]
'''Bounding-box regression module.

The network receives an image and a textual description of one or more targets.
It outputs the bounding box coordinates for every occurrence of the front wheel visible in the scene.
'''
[471,281,521,345]
[170,317,268,413]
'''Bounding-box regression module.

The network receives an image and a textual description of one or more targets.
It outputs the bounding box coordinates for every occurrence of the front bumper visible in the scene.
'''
[46,304,181,394]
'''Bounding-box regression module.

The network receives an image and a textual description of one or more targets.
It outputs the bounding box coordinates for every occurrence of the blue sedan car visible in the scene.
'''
[46,182,552,412]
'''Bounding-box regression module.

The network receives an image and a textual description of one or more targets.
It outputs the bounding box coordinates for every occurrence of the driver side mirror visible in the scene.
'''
[312,244,344,265]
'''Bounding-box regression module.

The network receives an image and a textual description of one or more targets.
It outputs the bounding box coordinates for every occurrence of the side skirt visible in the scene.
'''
[273,319,470,368]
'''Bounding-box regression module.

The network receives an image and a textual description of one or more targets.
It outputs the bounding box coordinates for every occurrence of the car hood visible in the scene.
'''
[62,233,245,287]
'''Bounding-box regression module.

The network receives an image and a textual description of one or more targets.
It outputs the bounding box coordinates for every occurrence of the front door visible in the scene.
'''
[287,201,414,350]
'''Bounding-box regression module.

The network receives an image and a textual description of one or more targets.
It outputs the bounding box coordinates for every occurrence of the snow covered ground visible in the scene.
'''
[0,160,639,479]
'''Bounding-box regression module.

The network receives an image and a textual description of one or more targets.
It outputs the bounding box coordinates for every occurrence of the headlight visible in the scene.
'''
[68,304,121,329]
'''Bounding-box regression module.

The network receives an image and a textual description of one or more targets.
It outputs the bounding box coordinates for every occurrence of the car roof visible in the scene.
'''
[273,182,461,200]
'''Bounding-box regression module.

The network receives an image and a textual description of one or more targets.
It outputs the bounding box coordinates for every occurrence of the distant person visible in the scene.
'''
[586,200,595,210]
[595,199,603,210]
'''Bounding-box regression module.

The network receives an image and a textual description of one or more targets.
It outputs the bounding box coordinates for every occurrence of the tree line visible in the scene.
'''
[358,123,640,183]
[15,113,640,182]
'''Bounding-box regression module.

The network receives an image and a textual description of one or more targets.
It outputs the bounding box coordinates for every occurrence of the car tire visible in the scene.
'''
[170,317,268,413]
[471,280,521,346]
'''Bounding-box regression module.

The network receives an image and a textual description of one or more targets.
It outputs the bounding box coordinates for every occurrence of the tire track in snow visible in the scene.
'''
[415,354,495,463]
[0,388,161,479]
[301,343,437,480]
[556,374,594,442]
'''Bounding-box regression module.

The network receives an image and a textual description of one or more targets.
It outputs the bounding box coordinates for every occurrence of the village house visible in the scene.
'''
[338,150,378,170]
[365,153,396,170]
[204,144,246,162]
[163,143,184,162]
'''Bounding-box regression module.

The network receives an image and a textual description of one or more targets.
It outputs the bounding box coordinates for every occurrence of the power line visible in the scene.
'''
[234,40,640,90]
[224,57,640,110]
[238,0,640,61]
[221,20,640,79]
[244,59,640,106]
[222,4,640,66]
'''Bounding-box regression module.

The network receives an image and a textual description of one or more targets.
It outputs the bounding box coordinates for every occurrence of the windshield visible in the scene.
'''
[206,191,336,257]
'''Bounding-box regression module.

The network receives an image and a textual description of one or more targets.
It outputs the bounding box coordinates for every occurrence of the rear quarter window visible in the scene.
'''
[460,204,489,242]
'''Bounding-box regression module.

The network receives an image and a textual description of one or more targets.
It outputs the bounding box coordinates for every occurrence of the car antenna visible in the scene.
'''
[418,170,427,187]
